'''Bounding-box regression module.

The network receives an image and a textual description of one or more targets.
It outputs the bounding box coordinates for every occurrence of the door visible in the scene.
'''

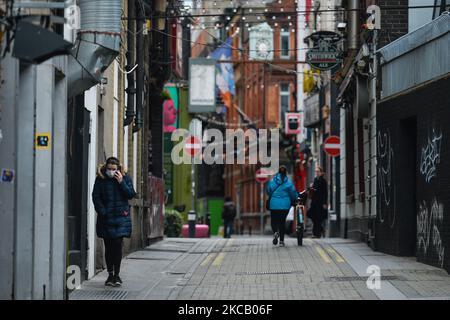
[67,95,90,287]
[398,117,417,256]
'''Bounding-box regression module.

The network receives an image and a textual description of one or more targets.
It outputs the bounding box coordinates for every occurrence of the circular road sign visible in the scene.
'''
[324,135,341,157]
[255,168,272,184]
[184,135,202,157]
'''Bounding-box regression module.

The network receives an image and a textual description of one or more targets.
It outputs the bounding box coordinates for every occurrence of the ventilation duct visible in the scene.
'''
[67,0,122,98]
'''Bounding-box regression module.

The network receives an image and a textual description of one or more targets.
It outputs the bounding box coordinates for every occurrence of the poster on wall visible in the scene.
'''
[176,23,183,76]
[163,84,179,204]
[163,84,179,133]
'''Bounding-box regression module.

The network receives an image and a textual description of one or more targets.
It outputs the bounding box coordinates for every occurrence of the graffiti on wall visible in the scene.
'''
[377,130,396,228]
[420,129,442,184]
[417,198,445,268]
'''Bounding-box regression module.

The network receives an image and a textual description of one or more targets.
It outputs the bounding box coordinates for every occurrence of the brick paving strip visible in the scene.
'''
[71,236,450,300]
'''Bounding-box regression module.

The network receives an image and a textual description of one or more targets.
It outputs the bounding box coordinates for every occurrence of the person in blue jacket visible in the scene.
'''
[266,166,298,247]
[92,157,136,287]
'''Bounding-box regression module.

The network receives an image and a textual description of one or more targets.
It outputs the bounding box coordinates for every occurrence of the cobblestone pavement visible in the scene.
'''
[70,236,450,300]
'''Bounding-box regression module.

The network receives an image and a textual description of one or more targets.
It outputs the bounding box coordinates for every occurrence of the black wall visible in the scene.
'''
[376,76,450,273]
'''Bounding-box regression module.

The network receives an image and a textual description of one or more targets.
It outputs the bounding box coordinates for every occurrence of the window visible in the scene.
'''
[280,30,290,59]
[433,0,450,19]
[280,84,290,125]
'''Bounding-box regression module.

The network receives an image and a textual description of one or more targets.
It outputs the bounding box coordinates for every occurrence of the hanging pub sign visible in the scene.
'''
[306,39,342,71]
[189,58,216,113]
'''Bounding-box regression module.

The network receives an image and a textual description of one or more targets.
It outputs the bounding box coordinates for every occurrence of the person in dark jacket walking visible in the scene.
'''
[308,166,328,238]
[266,166,298,247]
[92,157,136,287]
[222,196,237,238]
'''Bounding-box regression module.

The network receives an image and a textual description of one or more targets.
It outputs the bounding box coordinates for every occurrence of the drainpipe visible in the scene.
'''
[133,0,144,133]
[124,0,136,127]
[348,0,359,50]
[67,0,122,98]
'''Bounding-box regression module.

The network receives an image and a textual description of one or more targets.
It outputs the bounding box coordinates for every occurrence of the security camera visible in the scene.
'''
[337,22,347,31]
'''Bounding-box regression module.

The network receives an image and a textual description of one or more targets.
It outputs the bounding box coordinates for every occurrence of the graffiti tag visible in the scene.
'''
[420,129,442,183]
[417,198,445,268]
[377,130,396,228]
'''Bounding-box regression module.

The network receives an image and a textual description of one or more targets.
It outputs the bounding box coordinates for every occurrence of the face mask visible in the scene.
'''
[106,170,116,178]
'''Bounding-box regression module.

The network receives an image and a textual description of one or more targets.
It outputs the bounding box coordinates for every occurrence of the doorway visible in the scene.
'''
[398,116,417,256]
[67,95,90,286]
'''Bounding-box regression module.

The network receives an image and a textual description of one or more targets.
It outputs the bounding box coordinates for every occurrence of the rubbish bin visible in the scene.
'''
[328,210,340,237]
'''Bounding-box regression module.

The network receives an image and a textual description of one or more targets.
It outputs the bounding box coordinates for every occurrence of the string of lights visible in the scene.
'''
[201,26,328,79]
[120,4,444,20]
[194,113,262,129]
[150,25,337,80]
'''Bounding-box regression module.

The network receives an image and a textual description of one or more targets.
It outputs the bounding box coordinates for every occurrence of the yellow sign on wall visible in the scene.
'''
[35,133,51,150]
[303,69,320,93]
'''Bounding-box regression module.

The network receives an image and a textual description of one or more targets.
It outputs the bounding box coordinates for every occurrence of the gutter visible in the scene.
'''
[124,0,136,127]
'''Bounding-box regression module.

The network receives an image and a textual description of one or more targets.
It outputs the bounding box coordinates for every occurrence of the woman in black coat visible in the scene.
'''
[308,166,328,238]
[92,157,136,287]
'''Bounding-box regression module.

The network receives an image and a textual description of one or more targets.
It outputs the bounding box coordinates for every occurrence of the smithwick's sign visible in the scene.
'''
[306,39,342,71]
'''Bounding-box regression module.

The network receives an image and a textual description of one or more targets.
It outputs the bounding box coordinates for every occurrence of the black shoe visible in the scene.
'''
[105,274,115,286]
[273,232,279,245]
[113,275,122,287]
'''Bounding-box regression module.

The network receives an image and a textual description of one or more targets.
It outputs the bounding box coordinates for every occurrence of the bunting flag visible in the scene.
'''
[209,38,236,109]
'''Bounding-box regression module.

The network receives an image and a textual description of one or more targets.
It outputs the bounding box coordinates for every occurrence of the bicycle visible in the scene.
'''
[294,189,310,246]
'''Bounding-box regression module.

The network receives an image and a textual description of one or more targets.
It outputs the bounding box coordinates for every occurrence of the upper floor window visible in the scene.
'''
[280,30,290,59]
[280,83,290,124]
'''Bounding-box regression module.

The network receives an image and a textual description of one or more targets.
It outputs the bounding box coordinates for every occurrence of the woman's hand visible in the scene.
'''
[114,171,123,184]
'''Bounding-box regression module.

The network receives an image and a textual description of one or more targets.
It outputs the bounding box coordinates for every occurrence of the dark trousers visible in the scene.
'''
[223,220,234,238]
[312,218,325,237]
[270,210,289,242]
[104,238,123,275]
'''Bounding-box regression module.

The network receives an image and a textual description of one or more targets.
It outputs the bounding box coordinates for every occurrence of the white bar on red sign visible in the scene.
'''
[185,144,201,149]
[324,144,341,149]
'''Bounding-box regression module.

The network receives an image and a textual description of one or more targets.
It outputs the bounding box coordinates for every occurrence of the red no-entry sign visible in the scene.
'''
[184,135,201,157]
[255,168,272,183]
[324,136,341,157]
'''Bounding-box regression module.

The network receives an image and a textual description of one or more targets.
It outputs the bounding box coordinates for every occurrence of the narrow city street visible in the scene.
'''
[2,0,450,303]
[70,237,450,300]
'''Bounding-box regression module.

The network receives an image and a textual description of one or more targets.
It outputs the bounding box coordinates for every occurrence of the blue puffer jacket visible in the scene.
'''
[266,173,298,210]
[92,166,137,239]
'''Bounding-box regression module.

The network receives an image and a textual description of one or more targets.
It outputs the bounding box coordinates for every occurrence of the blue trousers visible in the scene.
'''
[223,220,234,238]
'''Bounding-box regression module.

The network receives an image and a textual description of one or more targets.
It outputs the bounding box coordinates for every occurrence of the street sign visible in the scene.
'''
[255,168,272,183]
[35,133,51,150]
[324,136,341,157]
[184,135,201,157]
[306,39,342,71]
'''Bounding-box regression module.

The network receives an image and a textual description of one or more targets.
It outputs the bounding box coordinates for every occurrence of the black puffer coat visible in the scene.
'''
[92,165,136,239]
[308,176,328,221]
